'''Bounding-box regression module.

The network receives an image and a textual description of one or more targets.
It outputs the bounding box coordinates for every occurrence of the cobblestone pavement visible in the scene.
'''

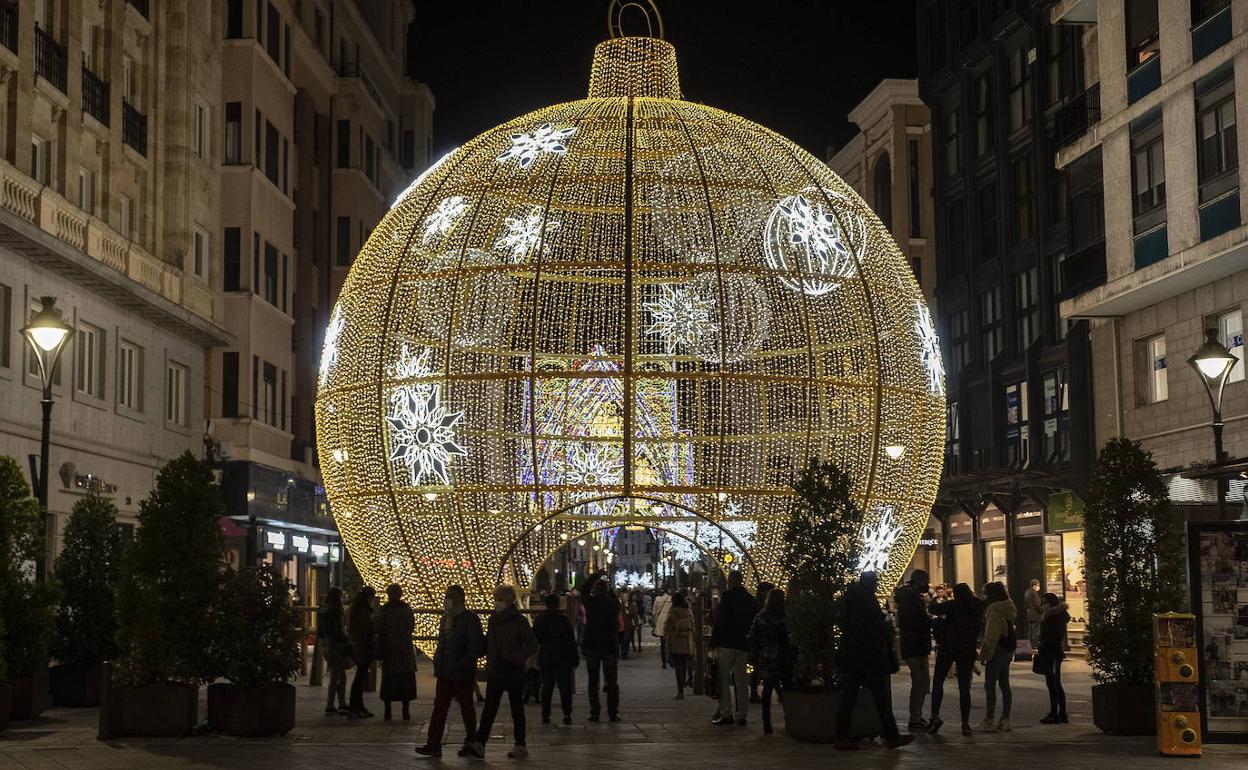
[2,641,1246,768]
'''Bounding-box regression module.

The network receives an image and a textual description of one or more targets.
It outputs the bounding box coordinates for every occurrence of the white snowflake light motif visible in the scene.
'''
[763,193,859,297]
[496,123,577,169]
[318,306,345,389]
[495,208,561,262]
[421,195,469,245]
[385,346,466,486]
[643,283,718,354]
[858,505,904,574]
[564,444,623,487]
[915,301,945,395]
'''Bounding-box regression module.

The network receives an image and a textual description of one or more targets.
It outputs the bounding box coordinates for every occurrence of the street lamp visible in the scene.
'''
[1188,328,1238,516]
[20,296,73,581]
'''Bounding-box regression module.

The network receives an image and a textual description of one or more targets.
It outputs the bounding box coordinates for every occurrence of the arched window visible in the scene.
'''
[874,152,893,230]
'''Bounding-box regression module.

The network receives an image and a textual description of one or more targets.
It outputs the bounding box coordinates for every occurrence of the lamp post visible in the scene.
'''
[1188,328,1238,517]
[20,296,73,581]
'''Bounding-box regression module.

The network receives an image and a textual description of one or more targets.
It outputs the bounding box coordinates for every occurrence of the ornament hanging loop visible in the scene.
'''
[608,0,665,40]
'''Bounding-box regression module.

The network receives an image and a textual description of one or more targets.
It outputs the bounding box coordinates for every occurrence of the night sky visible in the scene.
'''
[407,1,917,161]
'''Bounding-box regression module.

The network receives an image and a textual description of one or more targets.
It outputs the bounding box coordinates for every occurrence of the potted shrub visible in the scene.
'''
[0,456,57,720]
[1084,437,1183,734]
[780,458,874,743]
[206,565,302,736]
[103,452,224,739]
[50,494,125,707]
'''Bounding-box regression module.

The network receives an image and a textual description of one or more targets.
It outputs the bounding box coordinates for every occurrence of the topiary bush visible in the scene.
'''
[0,456,58,681]
[1084,437,1184,686]
[210,566,302,689]
[52,494,125,668]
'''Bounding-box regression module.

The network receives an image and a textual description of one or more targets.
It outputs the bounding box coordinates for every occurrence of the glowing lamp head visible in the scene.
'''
[1189,329,1236,383]
[21,296,72,391]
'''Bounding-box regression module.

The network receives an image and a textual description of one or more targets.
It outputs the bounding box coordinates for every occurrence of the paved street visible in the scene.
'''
[3,640,1247,768]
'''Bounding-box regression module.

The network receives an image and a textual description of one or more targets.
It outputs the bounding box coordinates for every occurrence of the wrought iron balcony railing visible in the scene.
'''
[35,24,67,93]
[0,1,16,54]
[123,100,148,157]
[82,65,110,126]
[1053,82,1100,152]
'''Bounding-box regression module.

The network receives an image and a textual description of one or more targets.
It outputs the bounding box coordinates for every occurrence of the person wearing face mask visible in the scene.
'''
[464,585,540,760]
[416,586,485,758]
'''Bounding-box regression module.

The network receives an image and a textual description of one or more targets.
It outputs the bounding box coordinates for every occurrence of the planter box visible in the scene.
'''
[9,669,53,720]
[782,687,882,743]
[50,664,104,707]
[99,682,198,739]
[0,683,11,733]
[1092,683,1156,735]
[207,683,295,736]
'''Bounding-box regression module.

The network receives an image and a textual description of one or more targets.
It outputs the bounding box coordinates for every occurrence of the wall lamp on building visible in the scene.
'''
[20,296,72,581]
[1189,328,1238,515]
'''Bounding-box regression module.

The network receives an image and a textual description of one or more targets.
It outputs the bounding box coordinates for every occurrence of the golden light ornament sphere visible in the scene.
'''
[315,32,945,636]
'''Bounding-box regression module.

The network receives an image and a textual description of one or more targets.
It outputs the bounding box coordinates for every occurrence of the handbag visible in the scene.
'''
[1031,651,1049,675]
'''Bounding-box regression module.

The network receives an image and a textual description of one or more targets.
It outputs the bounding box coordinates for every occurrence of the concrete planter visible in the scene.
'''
[1092,683,1156,735]
[781,687,882,743]
[9,669,53,720]
[0,683,11,733]
[207,683,296,736]
[50,663,104,707]
[98,682,198,739]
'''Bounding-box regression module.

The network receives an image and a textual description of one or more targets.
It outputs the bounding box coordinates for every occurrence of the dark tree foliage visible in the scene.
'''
[1084,437,1184,686]
[53,494,125,667]
[115,452,224,685]
[210,565,302,689]
[783,458,865,687]
[0,456,58,680]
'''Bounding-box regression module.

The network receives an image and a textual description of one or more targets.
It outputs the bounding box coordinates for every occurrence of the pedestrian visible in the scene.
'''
[377,583,417,721]
[747,587,790,735]
[1035,592,1070,724]
[1024,579,1044,650]
[416,585,485,758]
[347,585,377,718]
[894,569,933,730]
[533,593,578,725]
[582,578,622,722]
[652,588,673,668]
[979,581,1018,733]
[749,581,775,705]
[663,590,696,699]
[618,591,634,660]
[833,572,913,749]
[928,582,983,735]
[464,584,539,760]
[710,570,756,726]
[318,586,352,715]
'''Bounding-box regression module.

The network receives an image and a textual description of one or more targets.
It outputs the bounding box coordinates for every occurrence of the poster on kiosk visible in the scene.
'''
[1187,521,1248,744]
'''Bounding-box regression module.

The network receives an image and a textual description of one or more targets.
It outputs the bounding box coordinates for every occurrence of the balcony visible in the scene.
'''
[1059,240,1106,299]
[1050,0,1097,24]
[0,1,16,54]
[122,100,148,157]
[81,65,110,126]
[1053,83,1100,151]
[126,0,150,20]
[1127,55,1161,105]
[1193,5,1232,63]
[337,61,384,114]
[34,24,66,93]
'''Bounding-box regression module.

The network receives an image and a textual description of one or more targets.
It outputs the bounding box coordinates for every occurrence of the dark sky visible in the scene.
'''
[408,1,917,160]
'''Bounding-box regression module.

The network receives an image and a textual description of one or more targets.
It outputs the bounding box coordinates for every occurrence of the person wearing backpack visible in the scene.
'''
[978,581,1017,733]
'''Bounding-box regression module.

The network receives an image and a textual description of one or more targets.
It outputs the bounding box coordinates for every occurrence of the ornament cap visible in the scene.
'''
[588,36,682,99]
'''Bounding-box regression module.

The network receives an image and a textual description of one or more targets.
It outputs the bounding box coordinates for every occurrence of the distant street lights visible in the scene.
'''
[20,296,73,580]
[1188,328,1238,517]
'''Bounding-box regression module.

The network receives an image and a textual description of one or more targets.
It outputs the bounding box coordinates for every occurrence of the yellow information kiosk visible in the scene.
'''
[1154,612,1201,756]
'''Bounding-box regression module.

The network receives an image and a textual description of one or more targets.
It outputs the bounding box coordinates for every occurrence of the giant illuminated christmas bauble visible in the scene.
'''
[315,34,945,631]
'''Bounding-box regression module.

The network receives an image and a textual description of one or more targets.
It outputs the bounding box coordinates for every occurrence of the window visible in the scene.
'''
[264,121,279,185]
[1070,149,1105,249]
[0,283,11,368]
[1126,0,1160,68]
[946,197,965,278]
[166,361,188,425]
[928,0,947,70]
[365,134,377,184]
[959,0,978,47]
[31,135,51,185]
[264,241,278,306]
[337,120,350,168]
[336,216,352,266]
[224,102,242,164]
[908,139,922,238]
[1197,78,1237,203]
[873,153,892,230]
[282,138,289,193]
[263,361,277,427]
[1014,267,1040,351]
[76,321,104,398]
[975,73,994,157]
[1004,380,1030,468]
[945,401,960,471]
[1048,169,1068,226]
[266,2,281,64]
[1043,367,1070,464]
[253,232,260,293]
[118,194,132,239]
[980,287,1003,362]
[193,227,208,280]
[224,227,241,291]
[82,23,100,72]
[944,108,960,176]
[1012,156,1033,243]
[226,0,243,38]
[1007,46,1031,133]
[1194,0,1231,25]
[1045,25,1071,107]
[194,102,208,160]
[1217,308,1245,383]
[122,56,137,109]
[118,341,140,410]
[945,307,969,374]
[978,182,998,262]
[1131,118,1166,229]
[1051,253,1069,343]
[222,351,240,417]
[1144,334,1168,403]
[78,168,95,214]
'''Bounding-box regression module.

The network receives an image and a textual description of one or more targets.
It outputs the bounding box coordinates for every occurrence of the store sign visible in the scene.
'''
[918,538,939,548]
[310,544,329,558]
[291,534,310,553]
[1016,509,1045,537]
[265,531,286,550]
[947,512,973,544]
[980,508,1007,540]
[1048,492,1085,531]
[329,544,342,562]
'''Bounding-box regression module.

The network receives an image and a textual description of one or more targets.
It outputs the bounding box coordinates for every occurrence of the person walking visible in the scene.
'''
[416,585,485,758]
[1024,579,1044,651]
[710,570,756,726]
[979,581,1018,733]
[749,582,776,705]
[652,588,673,668]
[894,569,933,730]
[1036,592,1070,724]
[927,582,984,735]
[533,593,578,725]
[834,572,913,750]
[663,591,696,699]
[347,585,377,718]
[318,586,352,715]
[618,591,634,660]
[747,587,790,735]
[377,583,418,721]
[582,579,622,722]
[464,585,539,760]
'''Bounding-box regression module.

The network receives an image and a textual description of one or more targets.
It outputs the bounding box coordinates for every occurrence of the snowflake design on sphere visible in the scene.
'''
[643,283,718,354]
[496,123,577,169]
[763,193,859,297]
[420,195,469,245]
[495,208,561,262]
[858,505,904,574]
[564,443,623,487]
[318,306,345,389]
[915,301,945,394]
[384,344,466,486]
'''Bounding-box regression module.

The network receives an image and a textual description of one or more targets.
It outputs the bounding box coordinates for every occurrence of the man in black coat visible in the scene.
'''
[710,570,756,726]
[581,578,621,721]
[533,593,578,725]
[893,569,932,729]
[835,572,913,749]
[416,585,484,757]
